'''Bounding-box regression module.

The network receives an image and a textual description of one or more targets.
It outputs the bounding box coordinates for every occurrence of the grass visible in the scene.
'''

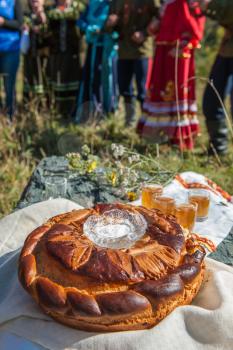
[0,20,233,218]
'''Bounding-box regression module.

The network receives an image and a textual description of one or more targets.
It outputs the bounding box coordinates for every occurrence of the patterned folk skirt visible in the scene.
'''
[23,53,49,100]
[48,52,81,117]
[137,46,200,150]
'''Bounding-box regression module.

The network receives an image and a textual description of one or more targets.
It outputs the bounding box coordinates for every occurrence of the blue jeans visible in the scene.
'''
[118,58,149,104]
[203,55,233,153]
[0,50,20,119]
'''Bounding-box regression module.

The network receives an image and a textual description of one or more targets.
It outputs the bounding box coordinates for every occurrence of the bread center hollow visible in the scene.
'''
[83,209,147,249]
[95,223,131,239]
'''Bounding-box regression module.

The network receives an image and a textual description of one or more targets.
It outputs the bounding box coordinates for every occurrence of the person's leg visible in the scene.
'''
[203,55,231,154]
[118,59,135,125]
[1,51,20,119]
[92,45,104,117]
[110,54,119,112]
[135,57,149,109]
[76,44,102,123]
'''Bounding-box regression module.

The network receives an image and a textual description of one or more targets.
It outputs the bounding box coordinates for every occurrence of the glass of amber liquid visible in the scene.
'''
[152,196,175,215]
[175,203,197,232]
[141,184,163,209]
[188,189,210,222]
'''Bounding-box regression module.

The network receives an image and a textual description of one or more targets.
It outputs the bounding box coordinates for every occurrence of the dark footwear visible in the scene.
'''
[206,119,228,156]
[207,146,228,156]
[124,97,136,127]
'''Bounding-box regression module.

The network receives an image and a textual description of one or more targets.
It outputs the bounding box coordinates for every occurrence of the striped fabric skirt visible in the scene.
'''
[137,46,199,150]
[23,54,49,98]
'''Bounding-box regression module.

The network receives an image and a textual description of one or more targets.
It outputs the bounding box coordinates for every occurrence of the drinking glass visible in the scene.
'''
[188,189,210,222]
[152,196,175,215]
[44,177,68,200]
[141,184,163,209]
[175,202,197,232]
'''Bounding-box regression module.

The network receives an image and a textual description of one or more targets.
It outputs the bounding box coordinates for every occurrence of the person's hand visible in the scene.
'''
[90,25,100,33]
[30,0,42,10]
[32,25,40,33]
[106,14,119,28]
[22,23,30,31]
[30,0,46,24]
[38,11,47,24]
[30,0,44,16]
[0,16,5,26]
[131,31,145,44]
[147,18,160,36]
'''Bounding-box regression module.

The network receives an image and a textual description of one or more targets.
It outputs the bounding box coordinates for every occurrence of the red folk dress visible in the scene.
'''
[137,0,205,150]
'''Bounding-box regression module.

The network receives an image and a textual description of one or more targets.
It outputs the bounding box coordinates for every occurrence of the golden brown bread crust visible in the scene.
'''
[18,203,206,332]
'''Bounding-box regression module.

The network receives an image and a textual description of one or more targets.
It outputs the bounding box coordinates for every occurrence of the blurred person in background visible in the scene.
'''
[106,0,161,127]
[46,0,86,118]
[0,0,23,120]
[138,0,205,150]
[75,0,119,124]
[23,0,50,106]
[189,0,233,155]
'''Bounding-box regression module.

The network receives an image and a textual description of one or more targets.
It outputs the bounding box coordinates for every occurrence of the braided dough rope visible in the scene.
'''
[18,204,206,332]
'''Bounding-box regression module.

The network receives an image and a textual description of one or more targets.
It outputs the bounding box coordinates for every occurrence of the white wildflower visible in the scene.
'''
[118,145,125,156]
[131,154,141,162]
[128,156,133,164]
[122,179,129,187]
[111,143,117,151]
[130,171,139,183]
[111,144,125,158]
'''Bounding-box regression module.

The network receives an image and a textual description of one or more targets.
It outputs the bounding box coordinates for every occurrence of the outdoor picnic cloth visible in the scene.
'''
[133,171,233,247]
[165,172,233,246]
[0,172,233,350]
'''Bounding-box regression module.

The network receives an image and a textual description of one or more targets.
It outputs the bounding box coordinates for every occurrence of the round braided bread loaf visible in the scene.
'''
[18,203,206,332]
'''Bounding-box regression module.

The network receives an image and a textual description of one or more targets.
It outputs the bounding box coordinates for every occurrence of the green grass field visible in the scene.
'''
[0,21,233,218]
